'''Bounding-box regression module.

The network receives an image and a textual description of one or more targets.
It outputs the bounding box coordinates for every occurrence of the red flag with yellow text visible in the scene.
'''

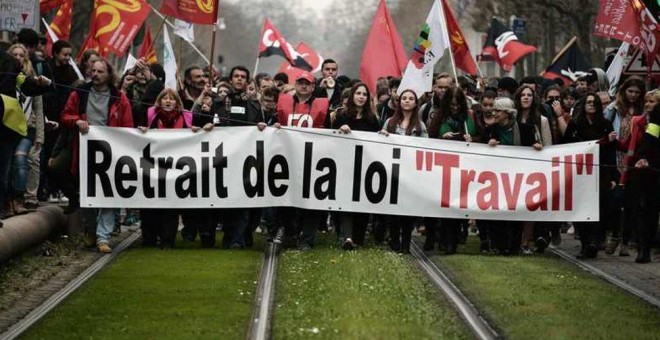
[91,0,150,56]
[442,0,478,75]
[160,0,219,25]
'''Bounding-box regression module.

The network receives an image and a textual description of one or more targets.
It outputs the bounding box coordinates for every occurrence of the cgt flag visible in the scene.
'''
[258,19,313,71]
[360,0,408,95]
[442,0,478,75]
[398,0,449,97]
[277,42,323,84]
[88,0,150,56]
[482,18,536,72]
[160,0,219,25]
[542,42,591,85]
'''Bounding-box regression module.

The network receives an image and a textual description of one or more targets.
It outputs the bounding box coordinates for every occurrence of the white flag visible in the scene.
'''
[398,0,449,97]
[41,18,84,80]
[173,19,194,43]
[163,26,178,90]
[123,53,138,75]
[606,42,630,97]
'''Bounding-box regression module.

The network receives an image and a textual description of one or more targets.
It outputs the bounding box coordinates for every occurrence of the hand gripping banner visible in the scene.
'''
[80,127,599,221]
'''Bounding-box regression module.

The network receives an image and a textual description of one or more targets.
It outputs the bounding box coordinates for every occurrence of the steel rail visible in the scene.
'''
[0,231,141,340]
[247,242,279,340]
[410,242,500,340]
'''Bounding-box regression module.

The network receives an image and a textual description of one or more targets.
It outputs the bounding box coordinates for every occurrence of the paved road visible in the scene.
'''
[554,235,660,301]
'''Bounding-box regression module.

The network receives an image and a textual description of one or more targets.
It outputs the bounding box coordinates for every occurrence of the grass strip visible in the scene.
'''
[273,234,471,340]
[21,234,263,340]
[427,236,660,339]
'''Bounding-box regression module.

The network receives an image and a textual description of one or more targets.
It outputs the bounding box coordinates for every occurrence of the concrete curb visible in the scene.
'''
[0,206,67,263]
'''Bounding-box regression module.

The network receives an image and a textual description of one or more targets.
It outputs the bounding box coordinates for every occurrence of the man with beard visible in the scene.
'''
[179,66,206,110]
[60,59,133,253]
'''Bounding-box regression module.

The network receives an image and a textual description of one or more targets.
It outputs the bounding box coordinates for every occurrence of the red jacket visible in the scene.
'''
[276,94,329,128]
[618,114,647,185]
[61,83,133,175]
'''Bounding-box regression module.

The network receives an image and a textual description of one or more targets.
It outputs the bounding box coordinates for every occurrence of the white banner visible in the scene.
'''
[80,126,600,221]
[0,0,39,32]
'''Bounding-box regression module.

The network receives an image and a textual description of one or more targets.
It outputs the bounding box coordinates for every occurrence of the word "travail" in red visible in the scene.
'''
[415,151,594,212]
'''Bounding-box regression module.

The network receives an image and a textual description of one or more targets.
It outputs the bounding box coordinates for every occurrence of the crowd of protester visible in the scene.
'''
[1,28,659,264]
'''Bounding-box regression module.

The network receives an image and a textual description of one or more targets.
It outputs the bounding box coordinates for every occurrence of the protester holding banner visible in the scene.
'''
[381,89,427,253]
[376,78,400,123]
[513,85,553,254]
[487,97,541,255]
[137,89,198,248]
[59,58,133,253]
[334,83,381,250]
[426,86,477,254]
[563,93,617,259]
[276,71,330,250]
[214,66,263,249]
[604,76,646,256]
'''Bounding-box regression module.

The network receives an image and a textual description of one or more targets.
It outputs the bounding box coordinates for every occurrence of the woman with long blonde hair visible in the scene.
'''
[5,43,44,216]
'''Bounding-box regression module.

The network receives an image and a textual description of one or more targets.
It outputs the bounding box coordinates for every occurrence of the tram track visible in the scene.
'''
[247,242,279,340]
[410,241,500,340]
[0,231,141,340]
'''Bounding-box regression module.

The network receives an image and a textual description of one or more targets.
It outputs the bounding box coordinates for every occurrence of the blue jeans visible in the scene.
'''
[0,136,20,218]
[11,137,32,195]
[81,208,117,244]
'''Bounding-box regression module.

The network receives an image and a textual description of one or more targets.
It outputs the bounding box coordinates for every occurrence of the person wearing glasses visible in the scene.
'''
[562,93,617,259]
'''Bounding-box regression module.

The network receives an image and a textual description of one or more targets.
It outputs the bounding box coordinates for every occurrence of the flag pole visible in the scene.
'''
[209,18,218,78]
[439,0,459,85]
[149,5,210,64]
[254,58,260,77]
[539,36,577,76]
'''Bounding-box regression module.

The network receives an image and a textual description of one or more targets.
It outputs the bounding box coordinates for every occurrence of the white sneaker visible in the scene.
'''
[567,226,575,235]
[48,194,59,204]
[59,195,69,203]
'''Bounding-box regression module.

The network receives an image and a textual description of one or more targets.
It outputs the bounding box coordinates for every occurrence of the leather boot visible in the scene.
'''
[12,197,28,215]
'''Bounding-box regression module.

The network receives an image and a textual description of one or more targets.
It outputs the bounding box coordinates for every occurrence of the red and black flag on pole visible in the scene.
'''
[258,18,313,71]
[542,39,590,85]
[481,17,536,72]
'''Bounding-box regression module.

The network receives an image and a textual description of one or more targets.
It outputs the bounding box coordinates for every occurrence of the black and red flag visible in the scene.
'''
[258,19,313,71]
[482,18,536,72]
[542,42,591,84]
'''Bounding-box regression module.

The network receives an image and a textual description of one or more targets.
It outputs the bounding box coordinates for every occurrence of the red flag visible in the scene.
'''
[45,0,73,57]
[481,18,536,72]
[277,42,323,84]
[91,0,150,56]
[630,0,660,73]
[359,0,407,94]
[442,0,477,75]
[160,0,218,25]
[594,0,660,74]
[258,19,313,71]
[40,0,63,13]
[138,27,158,64]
